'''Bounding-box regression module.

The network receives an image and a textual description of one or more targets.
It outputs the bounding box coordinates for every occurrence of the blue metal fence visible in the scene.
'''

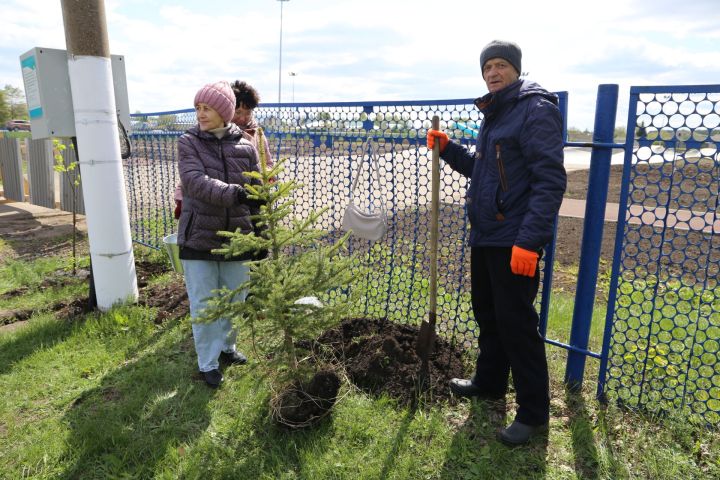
[598,85,720,424]
[128,88,720,423]
[127,97,567,349]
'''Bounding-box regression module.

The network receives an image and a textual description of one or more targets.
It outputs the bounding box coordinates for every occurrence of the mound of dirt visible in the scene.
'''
[315,317,468,405]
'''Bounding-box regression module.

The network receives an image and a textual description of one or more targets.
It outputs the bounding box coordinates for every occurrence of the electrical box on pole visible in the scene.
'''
[19,47,129,139]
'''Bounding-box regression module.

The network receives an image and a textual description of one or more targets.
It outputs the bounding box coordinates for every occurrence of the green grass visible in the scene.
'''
[1,247,719,479]
[0,254,89,312]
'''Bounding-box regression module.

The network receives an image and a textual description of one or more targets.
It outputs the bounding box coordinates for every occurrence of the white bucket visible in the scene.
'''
[162,233,183,274]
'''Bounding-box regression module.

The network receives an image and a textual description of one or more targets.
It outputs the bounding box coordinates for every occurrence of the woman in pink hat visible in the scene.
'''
[173,80,273,218]
[176,80,264,388]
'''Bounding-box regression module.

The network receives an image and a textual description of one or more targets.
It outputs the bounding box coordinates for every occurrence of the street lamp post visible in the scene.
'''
[277,0,290,104]
[289,72,297,103]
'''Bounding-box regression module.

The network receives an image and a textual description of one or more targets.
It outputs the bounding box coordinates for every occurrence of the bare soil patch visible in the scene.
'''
[313,316,467,405]
[0,205,88,263]
[0,261,188,331]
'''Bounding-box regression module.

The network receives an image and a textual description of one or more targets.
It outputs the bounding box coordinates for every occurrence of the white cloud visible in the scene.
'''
[0,0,718,129]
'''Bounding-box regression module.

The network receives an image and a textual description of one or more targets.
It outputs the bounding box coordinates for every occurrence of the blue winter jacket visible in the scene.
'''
[441,79,566,250]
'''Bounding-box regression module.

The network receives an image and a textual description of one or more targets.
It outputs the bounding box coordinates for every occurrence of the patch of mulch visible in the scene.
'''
[140,280,189,323]
[0,261,188,329]
[313,317,468,405]
[135,260,172,288]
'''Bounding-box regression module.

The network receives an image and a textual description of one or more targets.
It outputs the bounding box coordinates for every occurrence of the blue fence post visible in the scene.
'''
[564,84,618,392]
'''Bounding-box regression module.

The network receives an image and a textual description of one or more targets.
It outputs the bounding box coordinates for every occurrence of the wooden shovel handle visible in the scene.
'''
[429,116,440,325]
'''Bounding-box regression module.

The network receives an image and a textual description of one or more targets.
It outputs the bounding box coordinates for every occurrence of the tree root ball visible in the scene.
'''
[271,370,341,429]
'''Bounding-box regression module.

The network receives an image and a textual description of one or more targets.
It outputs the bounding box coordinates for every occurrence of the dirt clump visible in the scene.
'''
[140,280,189,323]
[314,317,468,405]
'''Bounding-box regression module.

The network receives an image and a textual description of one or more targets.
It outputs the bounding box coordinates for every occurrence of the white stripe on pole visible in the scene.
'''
[67,54,138,310]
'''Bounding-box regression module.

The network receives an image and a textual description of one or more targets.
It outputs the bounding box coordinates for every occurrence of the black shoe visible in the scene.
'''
[201,369,223,388]
[220,350,247,365]
[449,378,505,400]
[497,420,548,446]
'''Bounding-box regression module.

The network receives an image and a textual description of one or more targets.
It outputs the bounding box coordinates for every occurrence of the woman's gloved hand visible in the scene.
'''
[236,187,264,209]
[174,200,182,219]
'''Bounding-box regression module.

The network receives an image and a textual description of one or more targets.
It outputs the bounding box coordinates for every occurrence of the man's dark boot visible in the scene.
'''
[497,420,548,446]
[449,378,505,400]
[201,369,223,388]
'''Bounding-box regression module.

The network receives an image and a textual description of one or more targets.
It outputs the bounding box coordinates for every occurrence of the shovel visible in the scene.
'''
[416,115,441,368]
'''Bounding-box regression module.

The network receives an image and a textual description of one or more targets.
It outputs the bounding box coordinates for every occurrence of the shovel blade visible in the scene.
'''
[416,318,437,362]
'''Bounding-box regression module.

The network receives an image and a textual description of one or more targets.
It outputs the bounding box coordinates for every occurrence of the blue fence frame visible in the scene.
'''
[598,85,720,424]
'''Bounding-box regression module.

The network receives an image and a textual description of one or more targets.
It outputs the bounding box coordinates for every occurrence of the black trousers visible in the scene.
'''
[470,246,550,425]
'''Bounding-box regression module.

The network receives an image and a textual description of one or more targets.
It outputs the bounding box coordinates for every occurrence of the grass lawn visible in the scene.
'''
[0,241,718,479]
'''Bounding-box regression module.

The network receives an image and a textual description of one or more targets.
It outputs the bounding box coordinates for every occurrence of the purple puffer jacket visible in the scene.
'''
[177,124,261,261]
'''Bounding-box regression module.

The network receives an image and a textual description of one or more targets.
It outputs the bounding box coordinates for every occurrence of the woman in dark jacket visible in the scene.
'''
[177,80,262,388]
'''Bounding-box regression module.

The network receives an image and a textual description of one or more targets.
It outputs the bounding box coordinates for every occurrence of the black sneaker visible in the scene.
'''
[497,420,548,446]
[201,369,223,388]
[220,350,248,365]
[449,378,505,400]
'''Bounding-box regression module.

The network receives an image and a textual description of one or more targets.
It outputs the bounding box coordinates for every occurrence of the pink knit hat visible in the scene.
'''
[194,81,235,124]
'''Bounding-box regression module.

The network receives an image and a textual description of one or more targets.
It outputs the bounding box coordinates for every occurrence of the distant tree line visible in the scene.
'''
[567,126,627,143]
[0,84,29,125]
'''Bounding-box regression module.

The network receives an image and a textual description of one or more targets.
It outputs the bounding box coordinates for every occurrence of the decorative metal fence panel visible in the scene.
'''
[128,97,566,347]
[600,86,720,424]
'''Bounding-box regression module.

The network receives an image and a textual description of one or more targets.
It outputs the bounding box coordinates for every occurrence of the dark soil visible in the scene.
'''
[565,164,624,204]
[550,165,625,296]
[139,278,189,324]
[314,317,467,406]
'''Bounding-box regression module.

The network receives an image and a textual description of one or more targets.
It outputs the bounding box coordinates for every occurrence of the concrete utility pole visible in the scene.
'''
[60,0,138,310]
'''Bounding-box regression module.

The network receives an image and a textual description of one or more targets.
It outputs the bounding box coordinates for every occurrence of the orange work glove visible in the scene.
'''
[426,129,449,153]
[510,246,540,277]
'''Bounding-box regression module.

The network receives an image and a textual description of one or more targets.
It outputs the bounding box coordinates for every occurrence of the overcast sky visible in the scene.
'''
[1,0,718,129]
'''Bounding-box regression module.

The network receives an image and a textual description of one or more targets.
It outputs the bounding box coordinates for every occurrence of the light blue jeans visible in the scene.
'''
[181,259,249,372]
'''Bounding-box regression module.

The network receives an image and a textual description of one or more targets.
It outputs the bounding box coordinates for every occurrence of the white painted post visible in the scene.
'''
[61,0,138,310]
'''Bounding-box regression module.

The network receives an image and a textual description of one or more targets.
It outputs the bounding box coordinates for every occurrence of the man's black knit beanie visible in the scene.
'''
[480,40,522,75]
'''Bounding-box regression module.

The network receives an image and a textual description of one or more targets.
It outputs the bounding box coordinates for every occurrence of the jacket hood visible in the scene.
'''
[474,79,558,114]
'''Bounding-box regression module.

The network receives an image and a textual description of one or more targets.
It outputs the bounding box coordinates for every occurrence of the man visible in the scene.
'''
[427,40,566,445]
